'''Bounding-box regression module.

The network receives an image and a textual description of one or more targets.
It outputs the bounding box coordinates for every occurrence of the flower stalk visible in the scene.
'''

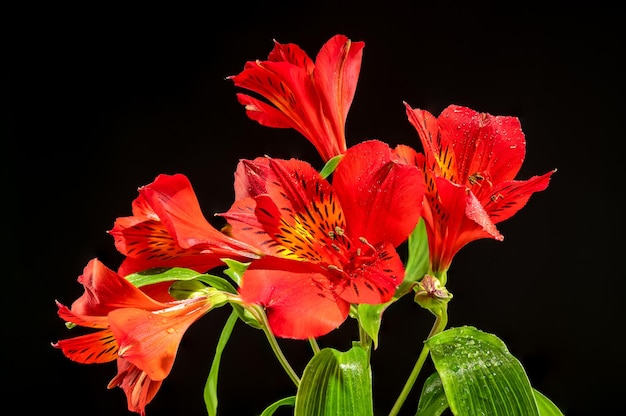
[388,302,449,416]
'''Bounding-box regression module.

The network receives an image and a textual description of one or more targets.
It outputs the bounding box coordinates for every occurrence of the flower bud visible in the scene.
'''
[414,274,453,314]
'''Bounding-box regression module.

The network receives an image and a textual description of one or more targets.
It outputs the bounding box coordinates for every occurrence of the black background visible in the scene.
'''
[9,2,623,415]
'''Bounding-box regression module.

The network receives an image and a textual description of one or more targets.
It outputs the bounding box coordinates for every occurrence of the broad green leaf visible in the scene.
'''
[319,154,344,179]
[356,302,391,349]
[260,396,296,416]
[415,372,449,416]
[125,267,203,287]
[534,389,564,416]
[399,218,429,296]
[204,310,238,416]
[295,345,372,416]
[426,326,539,416]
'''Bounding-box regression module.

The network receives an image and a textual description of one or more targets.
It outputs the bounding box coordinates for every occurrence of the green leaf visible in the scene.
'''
[356,302,391,349]
[125,267,203,287]
[260,396,296,416]
[319,154,344,179]
[195,273,261,329]
[426,326,539,416]
[534,389,564,416]
[295,345,373,416]
[222,258,251,287]
[399,218,429,296]
[204,309,238,416]
[415,372,449,416]
[196,273,239,294]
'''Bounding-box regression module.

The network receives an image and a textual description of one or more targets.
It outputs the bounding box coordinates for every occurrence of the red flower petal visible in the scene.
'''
[109,297,212,381]
[233,157,271,200]
[235,93,295,129]
[110,173,259,276]
[52,328,118,364]
[239,257,350,339]
[314,34,364,156]
[230,35,363,162]
[71,259,169,316]
[484,171,555,223]
[108,358,163,416]
[333,140,425,247]
[436,105,526,185]
[334,241,404,304]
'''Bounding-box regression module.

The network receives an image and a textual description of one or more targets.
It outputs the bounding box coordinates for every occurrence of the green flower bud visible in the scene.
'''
[414,274,453,315]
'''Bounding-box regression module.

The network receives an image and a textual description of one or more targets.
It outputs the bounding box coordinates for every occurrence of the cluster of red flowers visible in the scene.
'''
[53,34,554,415]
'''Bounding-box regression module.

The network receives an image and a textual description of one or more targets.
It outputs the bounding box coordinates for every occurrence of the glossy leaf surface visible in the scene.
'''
[426,326,540,416]
[295,345,372,416]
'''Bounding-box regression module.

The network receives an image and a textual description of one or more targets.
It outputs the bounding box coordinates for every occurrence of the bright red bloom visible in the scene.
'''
[229,34,364,162]
[109,173,261,277]
[53,258,214,415]
[219,140,425,339]
[402,103,556,276]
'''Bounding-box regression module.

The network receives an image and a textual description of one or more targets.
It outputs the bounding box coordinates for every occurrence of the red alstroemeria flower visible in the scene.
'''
[109,173,261,277]
[402,103,556,276]
[53,258,215,416]
[229,34,364,162]
[219,140,425,339]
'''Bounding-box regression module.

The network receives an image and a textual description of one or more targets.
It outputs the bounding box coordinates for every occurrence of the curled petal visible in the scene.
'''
[71,258,169,316]
[108,358,163,416]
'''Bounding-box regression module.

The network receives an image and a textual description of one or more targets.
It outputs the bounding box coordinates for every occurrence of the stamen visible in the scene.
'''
[358,236,376,252]
[327,264,345,274]
[468,172,484,186]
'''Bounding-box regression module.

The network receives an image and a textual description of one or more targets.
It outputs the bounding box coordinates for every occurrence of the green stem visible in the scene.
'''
[254,305,301,387]
[308,337,321,355]
[387,306,448,416]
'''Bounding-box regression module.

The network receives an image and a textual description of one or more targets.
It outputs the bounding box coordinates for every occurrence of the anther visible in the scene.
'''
[358,236,376,252]
[327,264,345,274]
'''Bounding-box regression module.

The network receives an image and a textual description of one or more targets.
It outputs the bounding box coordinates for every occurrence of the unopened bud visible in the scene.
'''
[414,274,453,313]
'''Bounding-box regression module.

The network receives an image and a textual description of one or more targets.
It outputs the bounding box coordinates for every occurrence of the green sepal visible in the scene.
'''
[319,154,344,179]
[204,310,238,416]
[426,326,548,416]
[260,396,296,416]
[295,344,373,416]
